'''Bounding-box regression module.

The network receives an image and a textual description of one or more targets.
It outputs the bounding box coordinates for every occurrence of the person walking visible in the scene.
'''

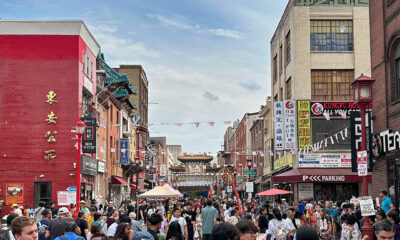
[380,190,395,214]
[166,222,184,240]
[194,207,202,240]
[75,211,88,240]
[182,202,196,240]
[34,202,46,223]
[169,208,187,240]
[147,214,163,240]
[45,207,75,240]
[257,208,268,233]
[38,210,52,240]
[267,208,287,240]
[54,221,83,240]
[200,200,218,240]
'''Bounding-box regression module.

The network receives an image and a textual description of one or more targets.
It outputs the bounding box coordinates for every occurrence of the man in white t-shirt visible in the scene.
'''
[107,214,131,239]
[169,208,188,239]
[284,210,296,238]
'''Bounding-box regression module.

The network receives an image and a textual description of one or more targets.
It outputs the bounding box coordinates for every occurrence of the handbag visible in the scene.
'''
[194,227,199,238]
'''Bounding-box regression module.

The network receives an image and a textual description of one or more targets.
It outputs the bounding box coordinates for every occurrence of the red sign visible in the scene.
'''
[357,151,367,164]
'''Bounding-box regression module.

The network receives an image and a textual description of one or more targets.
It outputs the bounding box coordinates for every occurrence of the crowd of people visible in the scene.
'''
[0,189,398,240]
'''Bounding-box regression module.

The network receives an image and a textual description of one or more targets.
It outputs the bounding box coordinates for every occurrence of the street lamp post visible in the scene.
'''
[135,158,140,218]
[75,120,86,214]
[351,74,375,240]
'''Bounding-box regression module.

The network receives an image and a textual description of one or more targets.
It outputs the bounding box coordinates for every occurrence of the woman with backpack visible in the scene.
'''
[267,208,288,240]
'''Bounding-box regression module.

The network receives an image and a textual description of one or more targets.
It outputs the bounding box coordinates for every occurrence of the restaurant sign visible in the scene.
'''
[81,155,98,176]
[81,117,97,153]
[274,154,293,170]
[310,102,371,117]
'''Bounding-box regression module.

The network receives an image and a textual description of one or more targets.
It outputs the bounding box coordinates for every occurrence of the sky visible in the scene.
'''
[0,0,288,155]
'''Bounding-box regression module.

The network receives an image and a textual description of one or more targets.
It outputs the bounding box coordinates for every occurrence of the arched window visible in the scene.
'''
[395,43,400,100]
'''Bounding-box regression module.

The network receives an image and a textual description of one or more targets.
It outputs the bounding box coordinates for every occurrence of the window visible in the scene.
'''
[286,77,292,99]
[274,94,278,102]
[110,105,113,123]
[394,43,400,101]
[273,54,278,83]
[280,87,283,101]
[279,45,283,74]
[285,31,291,63]
[116,111,120,124]
[82,52,86,72]
[311,20,353,51]
[90,61,93,79]
[86,56,89,74]
[311,70,354,100]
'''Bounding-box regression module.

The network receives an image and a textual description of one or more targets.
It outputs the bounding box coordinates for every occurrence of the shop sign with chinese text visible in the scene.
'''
[82,117,97,153]
[274,102,284,150]
[119,138,129,164]
[310,102,371,117]
[274,154,293,170]
[284,100,296,149]
[298,100,311,148]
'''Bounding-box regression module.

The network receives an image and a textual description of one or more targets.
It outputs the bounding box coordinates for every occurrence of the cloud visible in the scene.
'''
[239,81,262,91]
[203,91,219,101]
[147,13,240,39]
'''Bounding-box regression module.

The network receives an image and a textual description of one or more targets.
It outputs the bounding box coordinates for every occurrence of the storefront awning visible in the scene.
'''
[273,168,372,183]
[111,176,128,185]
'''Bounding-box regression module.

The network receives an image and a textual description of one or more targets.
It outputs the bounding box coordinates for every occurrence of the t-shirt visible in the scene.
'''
[284,218,296,236]
[106,218,116,228]
[38,219,50,240]
[148,229,159,240]
[106,222,118,237]
[201,206,219,235]
[48,217,74,240]
[75,218,88,239]
[130,220,142,233]
[382,196,393,213]
[169,216,187,237]
[297,204,305,214]
[139,206,147,221]
[86,216,94,231]
[181,210,196,229]
[35,207,45,222]
[91,221,102,230]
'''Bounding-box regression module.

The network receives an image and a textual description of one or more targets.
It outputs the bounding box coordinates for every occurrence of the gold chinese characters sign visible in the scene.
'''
[44,91,58,162]
[298,100,311,148]
[274,154,293,170]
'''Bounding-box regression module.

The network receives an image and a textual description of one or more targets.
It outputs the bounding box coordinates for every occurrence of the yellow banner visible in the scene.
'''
[274,155,293,170]
[298,100,311,148]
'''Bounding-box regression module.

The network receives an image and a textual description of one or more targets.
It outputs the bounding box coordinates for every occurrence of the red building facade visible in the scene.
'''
[0,21,100,209]
[369,1,400,207]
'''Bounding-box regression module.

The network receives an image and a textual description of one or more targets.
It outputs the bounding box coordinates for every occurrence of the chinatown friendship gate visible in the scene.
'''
[169,153,222,197]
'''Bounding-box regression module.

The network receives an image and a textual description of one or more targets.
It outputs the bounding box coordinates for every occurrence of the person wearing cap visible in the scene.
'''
[12,204,22,217]
[129,212,142,233]
[79,201,90,216]
[380,190,395,214]
[147,214,163,240]
[45,207,77,240]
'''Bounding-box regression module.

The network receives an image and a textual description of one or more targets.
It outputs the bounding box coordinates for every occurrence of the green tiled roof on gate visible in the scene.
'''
[127,82,137,94]
[113,89,130,98]
[126,99,137,109]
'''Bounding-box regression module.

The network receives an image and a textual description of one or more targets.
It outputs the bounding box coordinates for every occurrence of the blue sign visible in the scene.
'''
[67,186,77,192]
[119,138,129,164]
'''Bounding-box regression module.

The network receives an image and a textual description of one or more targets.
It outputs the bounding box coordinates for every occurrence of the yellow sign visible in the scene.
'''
[45,111,58,124]
[274,154,293,170]
[46,91,58,104]
[45,131,58,143]
[298,100,311,148]
[44,150,57,162]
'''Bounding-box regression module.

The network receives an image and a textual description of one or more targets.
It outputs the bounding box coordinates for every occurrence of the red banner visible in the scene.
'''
[231,179,244,215]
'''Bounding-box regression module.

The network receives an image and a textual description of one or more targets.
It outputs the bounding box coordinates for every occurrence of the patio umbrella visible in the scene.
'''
[256,188,293,196]
[138,186,180,198]
[163,183,184,198]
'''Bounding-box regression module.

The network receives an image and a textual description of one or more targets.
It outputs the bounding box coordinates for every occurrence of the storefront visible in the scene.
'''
[81,155,98,202]
[273,168,371,202]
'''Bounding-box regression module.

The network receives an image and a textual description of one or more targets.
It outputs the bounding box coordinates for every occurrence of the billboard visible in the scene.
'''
[298,100,311,148]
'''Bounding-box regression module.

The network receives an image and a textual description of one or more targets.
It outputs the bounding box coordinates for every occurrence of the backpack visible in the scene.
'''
[0,229,11,240]
[273,220,287,240]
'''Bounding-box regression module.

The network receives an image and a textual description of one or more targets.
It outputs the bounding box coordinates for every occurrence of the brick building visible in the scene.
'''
[0,20,100,208]
[369,0,400,208]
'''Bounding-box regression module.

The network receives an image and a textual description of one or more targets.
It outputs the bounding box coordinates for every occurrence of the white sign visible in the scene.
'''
[357,150,367,164]
[246,182,254,193]
[298,183,314,201]
[358,163,368,176]
[299,153,352,168]
[274,102,284,150]
[227,186,232,193]
[98,161,105,173]
[358,196,376,216]
[299,154,320,167]
[284,100,296,150]
[57,191,76,206]
[320,154,342,168]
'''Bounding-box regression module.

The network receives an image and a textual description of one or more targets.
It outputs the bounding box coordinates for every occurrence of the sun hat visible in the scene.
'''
[58,207,70,215]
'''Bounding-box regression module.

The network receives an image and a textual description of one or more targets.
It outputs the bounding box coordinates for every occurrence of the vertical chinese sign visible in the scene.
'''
[274,102,284,151]
[119,138,129,164]
[81,118,96,153]
[44,91,58,163]
[298,100,311,148]
[284,100,296,149]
